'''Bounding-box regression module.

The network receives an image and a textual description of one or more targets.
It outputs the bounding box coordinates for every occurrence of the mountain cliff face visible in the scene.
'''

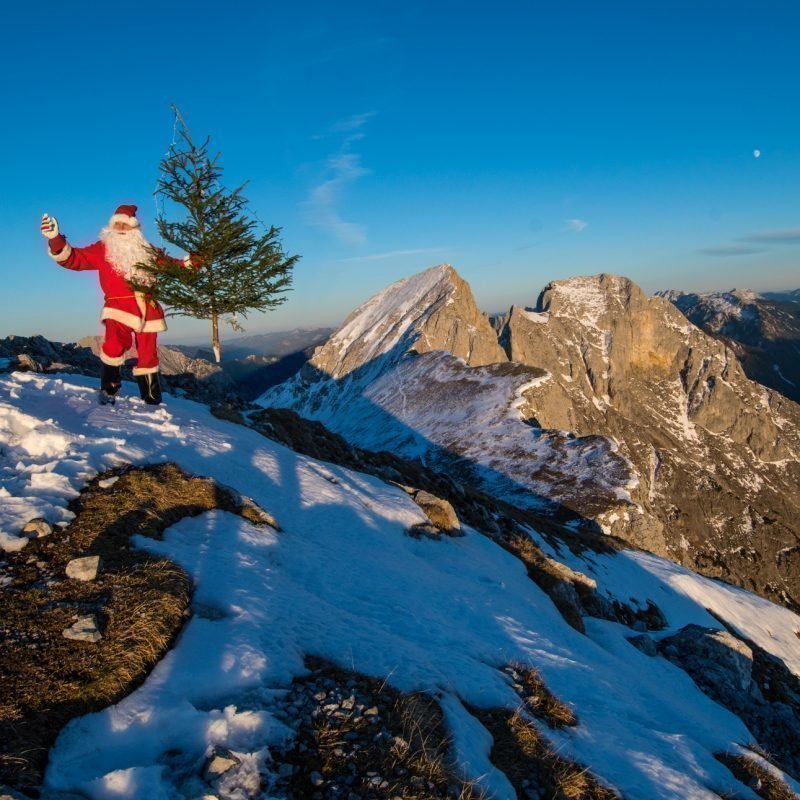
[502,274,800,609]
[309,263,507,378]
[262,267,800,613]
[262,265,637,522]
[656,288,800,403]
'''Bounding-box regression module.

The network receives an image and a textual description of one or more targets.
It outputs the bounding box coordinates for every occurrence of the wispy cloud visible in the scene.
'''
[741,228,800,244]
[304,153,370,246]
[331,112,378,134]
[312,111,377,141]
[304,113,376,246]
[698,244,765,257]
[564,218,588,233]
[699,226,800,257]
[336,247,450,263]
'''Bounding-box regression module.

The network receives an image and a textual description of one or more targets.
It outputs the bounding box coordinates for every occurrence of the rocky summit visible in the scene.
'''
[262,267,800,612]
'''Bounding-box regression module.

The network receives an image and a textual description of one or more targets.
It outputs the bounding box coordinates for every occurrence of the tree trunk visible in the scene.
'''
[211,312,221,363]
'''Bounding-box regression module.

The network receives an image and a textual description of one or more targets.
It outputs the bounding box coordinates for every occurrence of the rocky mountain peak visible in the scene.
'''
[658,287,800,402]
[536,273,639,319]
[308,263,507,380]
[501,274,800,608]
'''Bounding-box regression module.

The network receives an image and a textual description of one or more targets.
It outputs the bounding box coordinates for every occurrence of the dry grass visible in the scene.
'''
[506,663,578,728]
[499,531,587,633]
[470,704,618,800]
[272,655,485,799]
[0,462,276,794]
[715,752,800,800]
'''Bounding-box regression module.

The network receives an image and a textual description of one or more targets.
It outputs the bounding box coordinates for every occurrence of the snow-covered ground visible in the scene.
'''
[2,371,800,799]
[262,348,634,516]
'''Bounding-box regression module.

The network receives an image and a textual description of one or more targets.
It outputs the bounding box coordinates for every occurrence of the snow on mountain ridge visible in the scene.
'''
[309,263,507,382]
[537,274,636,328]
[331,263,454,353]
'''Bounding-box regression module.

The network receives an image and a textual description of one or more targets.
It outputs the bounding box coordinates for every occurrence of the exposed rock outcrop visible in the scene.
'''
[307,264,507,380]
[501,274,800,610]
[660,624,800,780]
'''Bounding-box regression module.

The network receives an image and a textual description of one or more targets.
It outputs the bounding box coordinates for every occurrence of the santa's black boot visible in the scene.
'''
[99,364,121,405]
[136,372,162,405]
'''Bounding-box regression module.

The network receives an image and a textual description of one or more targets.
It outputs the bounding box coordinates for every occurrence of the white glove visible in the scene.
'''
[40,214,60,240]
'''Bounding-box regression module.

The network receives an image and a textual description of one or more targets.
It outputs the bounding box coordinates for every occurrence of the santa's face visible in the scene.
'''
[99,223,152,283]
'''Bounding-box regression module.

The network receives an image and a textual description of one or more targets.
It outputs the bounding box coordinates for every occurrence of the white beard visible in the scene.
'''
[99,227,153,284]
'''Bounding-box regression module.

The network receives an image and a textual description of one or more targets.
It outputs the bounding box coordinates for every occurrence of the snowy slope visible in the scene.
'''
[2,372,800,799]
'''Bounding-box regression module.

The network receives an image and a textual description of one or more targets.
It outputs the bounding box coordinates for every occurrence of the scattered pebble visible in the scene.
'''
[62,615,102,643]
[65,555,101,582]
[22,518,53,539]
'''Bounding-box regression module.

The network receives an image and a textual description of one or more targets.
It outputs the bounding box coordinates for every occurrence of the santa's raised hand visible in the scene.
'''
[40,214,60,239]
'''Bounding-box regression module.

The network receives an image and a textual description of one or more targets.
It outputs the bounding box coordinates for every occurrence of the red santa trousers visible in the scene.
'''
[101,319,159,375]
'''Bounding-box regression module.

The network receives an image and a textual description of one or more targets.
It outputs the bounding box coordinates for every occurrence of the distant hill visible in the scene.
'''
[165,328,333,400]
[167,327,332,362]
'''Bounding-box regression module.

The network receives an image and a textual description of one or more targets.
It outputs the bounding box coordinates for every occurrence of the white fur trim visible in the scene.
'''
[109,213,140,228]
[101,307,144,332]
[99,350,126,367]
[48,243,73,263]
[132,365,159,376]
[142,317,168,333]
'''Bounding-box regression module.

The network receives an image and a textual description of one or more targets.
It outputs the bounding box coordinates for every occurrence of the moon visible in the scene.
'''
[753,149,761,158]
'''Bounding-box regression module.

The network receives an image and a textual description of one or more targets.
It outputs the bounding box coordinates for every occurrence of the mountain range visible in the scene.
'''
[262,266,800,614]
[2,268,800,800]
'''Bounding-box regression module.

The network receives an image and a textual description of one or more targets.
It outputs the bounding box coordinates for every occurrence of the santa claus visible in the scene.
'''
[40,204,187,406]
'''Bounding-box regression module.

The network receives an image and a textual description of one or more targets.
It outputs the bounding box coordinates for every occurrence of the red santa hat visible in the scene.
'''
[108,204,140,228]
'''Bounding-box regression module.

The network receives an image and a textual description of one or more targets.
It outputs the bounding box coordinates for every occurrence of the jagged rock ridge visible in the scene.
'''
[502,274,800,609]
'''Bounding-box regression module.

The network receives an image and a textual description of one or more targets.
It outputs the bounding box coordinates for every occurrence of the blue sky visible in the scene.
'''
[2,0,799,343]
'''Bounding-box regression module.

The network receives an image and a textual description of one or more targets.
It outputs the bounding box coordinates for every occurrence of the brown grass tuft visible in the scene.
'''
[470,704,618,800]
[0,462,276,794]
[715,752,799,800]
[271,655,485,798]
[505,663,577,728]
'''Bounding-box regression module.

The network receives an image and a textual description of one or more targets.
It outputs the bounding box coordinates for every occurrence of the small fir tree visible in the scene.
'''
[136,112,298,363]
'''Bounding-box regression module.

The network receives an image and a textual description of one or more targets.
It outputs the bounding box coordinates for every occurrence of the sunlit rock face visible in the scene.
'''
[501,274,800,609]
[262,266,800,612]
[261,265,636,524]
[307,264,508,381]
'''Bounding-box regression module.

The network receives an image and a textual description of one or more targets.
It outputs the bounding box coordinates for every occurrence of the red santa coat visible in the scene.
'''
[48,234,167,333]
